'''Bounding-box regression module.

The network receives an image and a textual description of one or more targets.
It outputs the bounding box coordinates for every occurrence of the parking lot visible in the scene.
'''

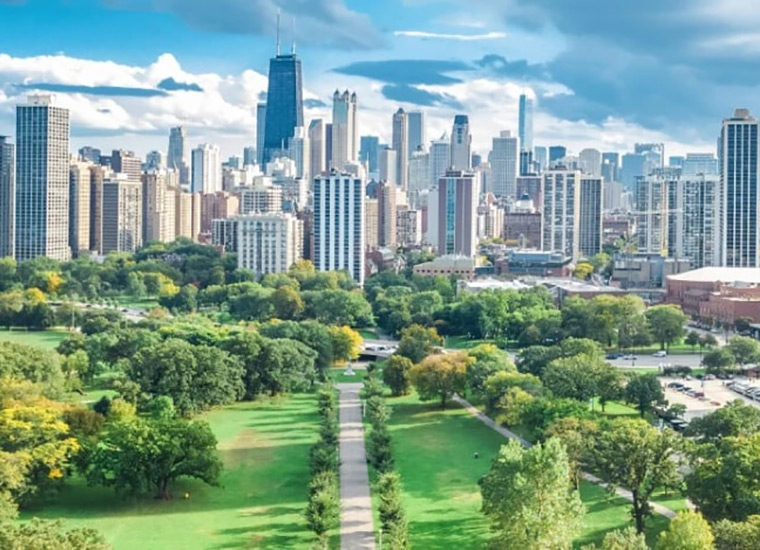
[662,376,760,421]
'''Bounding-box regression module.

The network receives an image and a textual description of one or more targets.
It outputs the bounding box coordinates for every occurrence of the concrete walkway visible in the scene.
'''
[452,395,680,520]
[337,383,375,549]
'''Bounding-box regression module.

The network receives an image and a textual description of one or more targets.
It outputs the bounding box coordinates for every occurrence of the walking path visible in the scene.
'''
[452,395,680,520]
[337,383,375,549]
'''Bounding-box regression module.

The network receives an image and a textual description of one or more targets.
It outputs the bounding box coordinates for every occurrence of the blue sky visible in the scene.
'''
[0,0,756,157]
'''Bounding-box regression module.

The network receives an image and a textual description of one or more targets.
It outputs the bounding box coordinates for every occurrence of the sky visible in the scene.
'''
[0,0,757,160]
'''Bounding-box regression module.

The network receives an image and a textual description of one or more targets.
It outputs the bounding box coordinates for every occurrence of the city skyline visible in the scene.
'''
[1,1,753,158]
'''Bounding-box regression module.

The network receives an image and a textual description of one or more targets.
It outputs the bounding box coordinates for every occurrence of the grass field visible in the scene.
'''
[114,296,160,310]
[330,366,369,384]
[358,328,380,340]
[22,394,323,549]
[384,393,672,549]
[0,328,70,350]
[444,336,496,350]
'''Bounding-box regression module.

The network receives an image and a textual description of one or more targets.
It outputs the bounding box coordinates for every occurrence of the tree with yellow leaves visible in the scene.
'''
[329,326,363,366]
[409,352,473,408]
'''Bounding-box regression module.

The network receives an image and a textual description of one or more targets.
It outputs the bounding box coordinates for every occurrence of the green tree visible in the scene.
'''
[271,285,304,320]
[479,438,584,549]
[590,418,682,533]
[714,515,760,550]
[656,510,714,550]
[0,257,18,291]
[546,417,599,488]
[396,323,444,364]
[727,336,760,367]
[585,527,647,550]
[305,471,339,549]
[466,344,515,397]
[702,348,736,372]
[84,417,221,499]
[597,366,625,412]
[624,373,665,417]
[383,355,414,397]
[699,333,719,353]
[686,400,760,443]
[0,519,110,550]
[645,305,687,351]
[543,354,605,403]
[409,352,471,408]
[685,331,701,353]
[377,472,409,549]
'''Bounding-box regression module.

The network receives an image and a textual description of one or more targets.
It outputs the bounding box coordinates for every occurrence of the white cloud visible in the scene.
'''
[394,30,507,41]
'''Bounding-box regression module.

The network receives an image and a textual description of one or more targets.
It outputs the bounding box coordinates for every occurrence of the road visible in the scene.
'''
[607,354,704,369]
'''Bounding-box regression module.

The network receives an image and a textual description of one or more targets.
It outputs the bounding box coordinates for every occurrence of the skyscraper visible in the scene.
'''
[15,95,70,261]
[678,174,720,268]
[324,123,333,170]
[331,90,358,171]
[263,40,303,164]
[407,111,426,156]
[518,94,534,152]
[408,150,430,208]
[0,137,14,258]
[435,170,478,257]
[288,126,309,183]
[191,144,222,194]
[168,126,189,184]
[142,172,174,244]
[635,143,665,169]
[683,153,718,176]
[542,168,581,261]
[450,115,472,171]
[635,171,678,257]
[359,136,380,173]
[379,147,397,187]
[102,175,142,253]
[579,149,602,177]
[392,108,409,190]
[256,102,267,166]
[621,153,647,189]
[69,161,91,257]
[308,119,326,178]
[579,176,603,258]
[78,146,101,164]
[488,131,519,198]
[377,180,397,248]
[111,149,142,181]
[548,146,567,165]
[534,146,548,173]
[602,152,620,182]
[429,133,451,188]
[313,172,365,284]
[236,213,303,274]
[720,109,760,267]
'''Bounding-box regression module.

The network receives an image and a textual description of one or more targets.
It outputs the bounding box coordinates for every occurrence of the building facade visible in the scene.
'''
[331,90,358,171]
[518,94,534,153]
[69,162,91,257]
[435,170,478,257]
[236,213,303,275]
[450,116,471,171]
[102,176,142,253]
[489,130,519,198]
[542,169,581,261]
[191,144,222,194]
[0,137,14,258]
[392,108,408,190]
[263,51,304,164]
[579,176,603,258]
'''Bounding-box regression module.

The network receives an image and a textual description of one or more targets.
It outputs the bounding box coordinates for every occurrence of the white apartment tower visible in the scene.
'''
[15,95,70,261]
[542,169,581,261]
[488,130,519,198]
[331,90,358,171]
[450,115,472,171]
[392,108,409,190]
[308,119,326,178]
[313,172,365,285]
[237,213,303,275]
[191,144,222,194]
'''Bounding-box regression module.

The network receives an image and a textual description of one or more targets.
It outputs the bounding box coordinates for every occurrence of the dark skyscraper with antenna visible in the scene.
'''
[262,14,303,165]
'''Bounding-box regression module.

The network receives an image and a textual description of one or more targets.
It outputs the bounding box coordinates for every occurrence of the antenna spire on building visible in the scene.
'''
[276,9,281,55]
[292,16,296,55]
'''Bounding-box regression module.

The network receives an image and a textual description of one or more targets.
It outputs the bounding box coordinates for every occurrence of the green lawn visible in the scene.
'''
[444,336,495,350]
[330,366,369,383]
[591,399,638,417]
[0,328,70,350]
[22,394,323,549]
[358,328,379,340]
[384,393,672,549]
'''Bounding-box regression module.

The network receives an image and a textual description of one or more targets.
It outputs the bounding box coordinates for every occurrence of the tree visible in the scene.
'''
[699,333,719,353]
[479,438,584,549]
[714,515,760,550]
[158,283,198,313]
[735,317,754,334]
[645,305,687,350]
[410,352,471,408]
[590,252,612,274]
[585,527,647,550]
[656,510,713,550]
[597,366,625,412]
[383,355,414,397]
[702,348,736,372]
[484,371,543,413]
[589,418,682,533]
[0,519,110,550]
[727,336,760,367]
[271,285,304,320]
[543,355,605,403]
[685,331,701,353]
[84,417,221,499]
[686,433,760,522]
[466,343,515,397]
[377,472,409,549]
[624,374,665,417]
[396,324,443,364]
[252,338,317,396]
[546,417,599,488]
[574,262,594,280]
[686,400,760,443]
[305,471,339,549]
[329,325,362,365]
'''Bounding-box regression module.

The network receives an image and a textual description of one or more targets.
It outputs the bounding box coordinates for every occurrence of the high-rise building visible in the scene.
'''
[313,172,365,284]
[175,191,201,241]
[534,146,548,172]
[548,146,566,164]
[488,130,519,198]
[392,108,409,190]
[239,179,283,214]
[669,156,685,168]
[15,95,70,261]
[450,115,472,171]
[408,150,430,208]
[377,180,397,248]
[111,149,142,181]
[720,108,760,267]
[308,119,326,178]
[191,144,222,194]
[360,136,380,173]
[579,149,602,177]
[579,176,603,258]
[396,206,422,246]
[542,169,581,261]
[429,133,451,189]
[288,126,310,183]
[324,123,333,169]
[142,172,174,244]
[331,90,358,171]
[78,146,101,164]
[683,153,718,176]
[516,175,542,211]
[602,152,620,183]
[168,126,189,184]
[236,213,303,274]
[0,137,15,258]
[407,111,426,156]
[88,164,106,253]
[201,191,240,235]
[243,146,257,167]
[635,143,665,169]
[365,198,379,251]
[677,174,720,268]
[379,147,397,187]
[518,94,534,152]
[263,44,303,164]
[621,153,647,189]
[145,150,165,171]
[256,102,267,166]
[102,175,142,253]
[434,170,478,257]
[635,171,678,258]
[69,162,91,257]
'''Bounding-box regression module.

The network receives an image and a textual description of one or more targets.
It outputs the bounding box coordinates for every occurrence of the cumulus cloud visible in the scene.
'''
[394,30,506,41]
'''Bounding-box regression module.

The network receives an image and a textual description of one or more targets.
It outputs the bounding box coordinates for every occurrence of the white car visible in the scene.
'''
[653,350,668,358]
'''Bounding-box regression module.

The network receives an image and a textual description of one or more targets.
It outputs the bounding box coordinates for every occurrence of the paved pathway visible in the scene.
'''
[337,383,375,549]
[452,395,680,520]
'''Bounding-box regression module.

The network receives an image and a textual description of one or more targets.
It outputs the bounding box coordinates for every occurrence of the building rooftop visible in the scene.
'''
[668,267,760,284]
[458,278,529,293]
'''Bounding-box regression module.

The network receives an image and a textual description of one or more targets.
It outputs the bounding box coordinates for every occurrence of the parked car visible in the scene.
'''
[623,355,638,361]
[669,419,689,432]
[606,352,624,360]
[704,374,716,381]
[667,382,684,390]
[653,350,668,358]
